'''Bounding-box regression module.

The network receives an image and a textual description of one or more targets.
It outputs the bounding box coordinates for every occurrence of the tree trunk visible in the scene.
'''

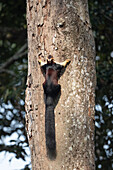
[25,0,96,169]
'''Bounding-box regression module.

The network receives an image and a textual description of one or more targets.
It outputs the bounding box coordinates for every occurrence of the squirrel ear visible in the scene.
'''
[48,55,54,59]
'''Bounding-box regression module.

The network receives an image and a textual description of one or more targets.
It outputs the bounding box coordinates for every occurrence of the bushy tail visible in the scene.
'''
[45,105,56,159]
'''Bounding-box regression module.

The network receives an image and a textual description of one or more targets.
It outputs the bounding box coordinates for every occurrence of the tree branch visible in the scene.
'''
[103,14,113,23]
[0,69,16,76]
[0,43,27,70]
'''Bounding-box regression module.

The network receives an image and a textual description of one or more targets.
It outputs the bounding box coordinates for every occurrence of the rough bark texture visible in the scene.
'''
[25,0,96,169]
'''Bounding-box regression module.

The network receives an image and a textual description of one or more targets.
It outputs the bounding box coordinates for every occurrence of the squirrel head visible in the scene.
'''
[47,55,54,64]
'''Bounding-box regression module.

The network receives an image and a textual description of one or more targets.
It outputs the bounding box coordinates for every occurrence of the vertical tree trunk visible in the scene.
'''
[25,0,96,169]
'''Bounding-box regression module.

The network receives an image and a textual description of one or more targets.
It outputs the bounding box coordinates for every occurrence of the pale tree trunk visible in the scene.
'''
[25,0,96,169]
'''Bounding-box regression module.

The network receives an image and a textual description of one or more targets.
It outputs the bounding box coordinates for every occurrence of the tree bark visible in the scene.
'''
[25,0,96,169]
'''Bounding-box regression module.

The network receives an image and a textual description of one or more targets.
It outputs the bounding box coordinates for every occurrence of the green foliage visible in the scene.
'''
[0,0,29,169]
[89,0,113,169]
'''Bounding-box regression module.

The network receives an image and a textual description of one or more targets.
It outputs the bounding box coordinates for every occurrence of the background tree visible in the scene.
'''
[0,0,113,169]
[0,0,30,169]
[89,1,113,169]
[25,0,95,169]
